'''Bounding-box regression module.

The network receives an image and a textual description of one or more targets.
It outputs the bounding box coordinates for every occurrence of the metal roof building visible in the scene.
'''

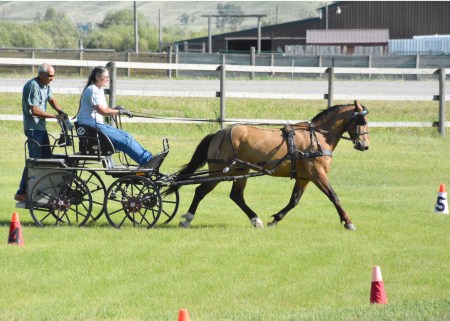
[176,1,450,54]
[306,29,389,45]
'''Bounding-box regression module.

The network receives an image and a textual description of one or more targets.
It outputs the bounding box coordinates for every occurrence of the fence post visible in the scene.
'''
[318,54,322,79]
[106,61,116,108]
[31,51,35,74]
[167,45,172,79]
[250,47,255,80]
[127,52,131,77]
[105,61,117,126]
[438,68,446,137]
[416,54,421,81]
[270,53,274,77]
[327,67,334,108]
[175,45,179,78]
[219,55,226,129]
[79,50,83,77]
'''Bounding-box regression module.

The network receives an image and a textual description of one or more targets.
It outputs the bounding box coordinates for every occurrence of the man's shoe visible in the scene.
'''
[14,194,27,202]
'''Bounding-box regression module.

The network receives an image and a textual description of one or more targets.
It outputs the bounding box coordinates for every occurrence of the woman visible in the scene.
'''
[76,66,154,168]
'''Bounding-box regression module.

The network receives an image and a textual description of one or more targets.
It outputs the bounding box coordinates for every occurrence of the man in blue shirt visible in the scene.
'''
[15,63,67,202]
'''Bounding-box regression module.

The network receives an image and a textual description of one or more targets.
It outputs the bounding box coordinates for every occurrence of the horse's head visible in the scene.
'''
[345,101,370,151]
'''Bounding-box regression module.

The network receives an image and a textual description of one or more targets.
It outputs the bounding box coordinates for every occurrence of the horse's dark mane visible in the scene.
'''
[311,104,351,124]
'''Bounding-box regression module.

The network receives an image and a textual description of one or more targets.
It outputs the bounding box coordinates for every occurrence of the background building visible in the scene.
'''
[176,1,450,55]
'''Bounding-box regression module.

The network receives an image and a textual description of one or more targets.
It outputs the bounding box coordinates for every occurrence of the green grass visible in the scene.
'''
[1,92,449,123]
[0,96,449,320]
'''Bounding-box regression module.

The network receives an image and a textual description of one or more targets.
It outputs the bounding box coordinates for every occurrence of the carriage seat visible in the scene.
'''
[74,122,116,156]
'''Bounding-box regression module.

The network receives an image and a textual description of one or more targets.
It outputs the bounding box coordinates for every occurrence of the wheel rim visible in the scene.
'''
[30,172,92,227]
[158,187,179,225]
[77,170,106,222]
[105,176,162,228]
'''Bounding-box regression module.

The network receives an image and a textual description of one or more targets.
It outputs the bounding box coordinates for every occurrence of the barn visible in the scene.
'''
[175,1,450,54]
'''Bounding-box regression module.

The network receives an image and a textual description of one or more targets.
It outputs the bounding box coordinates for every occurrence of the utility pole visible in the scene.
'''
[134,1,138,53]
[159,10,162,52]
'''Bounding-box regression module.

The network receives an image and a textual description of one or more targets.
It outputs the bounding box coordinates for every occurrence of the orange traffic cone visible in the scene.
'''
[370,266,387,304]
[8,212,24,246]
[435,184,449,214]
[177,309,190,321]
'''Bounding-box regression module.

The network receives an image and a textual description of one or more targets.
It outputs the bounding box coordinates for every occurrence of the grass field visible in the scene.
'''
[0,94,449,320]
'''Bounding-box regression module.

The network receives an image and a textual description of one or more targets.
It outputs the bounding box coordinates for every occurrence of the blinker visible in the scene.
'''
[355,116,367,126]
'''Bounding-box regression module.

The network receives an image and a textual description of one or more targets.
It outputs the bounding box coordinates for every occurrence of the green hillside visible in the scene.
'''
[0,1,327,31]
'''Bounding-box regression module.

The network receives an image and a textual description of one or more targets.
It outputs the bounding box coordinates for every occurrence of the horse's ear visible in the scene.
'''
[354,100,363,112]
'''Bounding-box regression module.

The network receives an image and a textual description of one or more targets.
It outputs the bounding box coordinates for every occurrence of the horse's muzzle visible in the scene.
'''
[354,141,369,151]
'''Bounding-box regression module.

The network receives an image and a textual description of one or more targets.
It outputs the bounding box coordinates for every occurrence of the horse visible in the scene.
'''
[166,100,370,230]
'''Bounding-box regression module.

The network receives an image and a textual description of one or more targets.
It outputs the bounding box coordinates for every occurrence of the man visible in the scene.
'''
[14,63,67,202]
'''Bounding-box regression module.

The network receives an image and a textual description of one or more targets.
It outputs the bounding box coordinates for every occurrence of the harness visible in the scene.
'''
[209,123,333,179]
[283,124,333,178]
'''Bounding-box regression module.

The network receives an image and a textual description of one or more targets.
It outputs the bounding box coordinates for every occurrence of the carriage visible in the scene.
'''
[18,115,179,228]
[17,101,370,230]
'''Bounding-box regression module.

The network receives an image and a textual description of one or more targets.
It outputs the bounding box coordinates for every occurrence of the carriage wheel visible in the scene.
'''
[77,170,106,222]
[158,186,180,225]
[29,172,92,227]
[104,175,162,228]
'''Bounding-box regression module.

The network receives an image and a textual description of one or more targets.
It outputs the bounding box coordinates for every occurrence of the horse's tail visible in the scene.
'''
[164,133,215,195]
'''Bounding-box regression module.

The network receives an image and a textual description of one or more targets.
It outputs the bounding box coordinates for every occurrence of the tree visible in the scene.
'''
[216,3,244,32]
[179,13,190,25]
[30,8,79,48]
[0,22,53,48]
[88,8,157,51]
[99,9,134,29]
[43,8,58,21]
[0,7,207,52]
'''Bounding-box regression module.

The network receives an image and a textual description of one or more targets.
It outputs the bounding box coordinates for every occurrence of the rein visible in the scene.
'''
[130,112,305,127]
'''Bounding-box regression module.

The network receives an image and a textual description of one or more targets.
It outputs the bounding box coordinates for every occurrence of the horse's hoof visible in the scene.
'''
[267,221,278,228]
[179,221,190,228]
[344,223,356,231]
[250,217,264,228]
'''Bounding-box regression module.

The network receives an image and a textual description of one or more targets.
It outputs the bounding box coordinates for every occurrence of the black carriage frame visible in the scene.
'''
[21,116,178,228]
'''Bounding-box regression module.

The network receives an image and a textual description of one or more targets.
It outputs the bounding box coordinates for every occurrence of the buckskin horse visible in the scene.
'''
[166,100,369,230]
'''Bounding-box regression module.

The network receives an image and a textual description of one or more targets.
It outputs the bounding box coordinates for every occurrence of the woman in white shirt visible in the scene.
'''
[76,66,154,168]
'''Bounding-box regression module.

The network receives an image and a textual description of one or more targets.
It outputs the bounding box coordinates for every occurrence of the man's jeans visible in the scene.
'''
[17,130,52,195]
[97,123,152,165]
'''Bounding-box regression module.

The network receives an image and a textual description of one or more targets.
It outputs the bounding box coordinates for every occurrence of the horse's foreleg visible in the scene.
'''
[313,175,356,231]
[180,182,219,227]
[229,178,263,228]
[268,179,309,227]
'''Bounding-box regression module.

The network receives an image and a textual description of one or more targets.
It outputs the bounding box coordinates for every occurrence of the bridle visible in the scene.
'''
[341,106,370,149]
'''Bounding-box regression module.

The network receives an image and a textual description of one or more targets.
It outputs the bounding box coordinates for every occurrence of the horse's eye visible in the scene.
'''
[355,117,366,126]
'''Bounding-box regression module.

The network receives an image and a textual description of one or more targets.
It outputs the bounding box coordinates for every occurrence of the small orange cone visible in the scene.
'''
[435,184,449,214]
[370,266,387,304]
[8,212,24,246]
[177,309,190,321]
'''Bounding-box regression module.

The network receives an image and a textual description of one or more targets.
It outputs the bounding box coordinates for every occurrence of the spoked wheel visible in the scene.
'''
[104,175,162,228]
[158,186,180,225]
[29,172,92,227]
[76,170,106,222]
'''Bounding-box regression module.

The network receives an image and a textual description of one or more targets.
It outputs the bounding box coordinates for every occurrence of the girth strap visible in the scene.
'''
[283,124,333,179]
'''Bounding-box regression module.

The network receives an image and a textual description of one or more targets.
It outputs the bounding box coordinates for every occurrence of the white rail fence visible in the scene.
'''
[0,57,446,136]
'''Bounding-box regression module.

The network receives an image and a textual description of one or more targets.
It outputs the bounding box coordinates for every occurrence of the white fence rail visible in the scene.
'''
[0,58,446,136]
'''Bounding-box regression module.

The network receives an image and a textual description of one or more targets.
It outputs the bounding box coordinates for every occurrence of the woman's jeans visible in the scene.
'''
[97,123,152,165]
[17,130,52,195]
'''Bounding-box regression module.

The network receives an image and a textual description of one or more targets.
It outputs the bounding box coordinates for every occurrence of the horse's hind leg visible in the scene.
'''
[229,178,263,228]
[180,181,219,227]
[268,179,310,227]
